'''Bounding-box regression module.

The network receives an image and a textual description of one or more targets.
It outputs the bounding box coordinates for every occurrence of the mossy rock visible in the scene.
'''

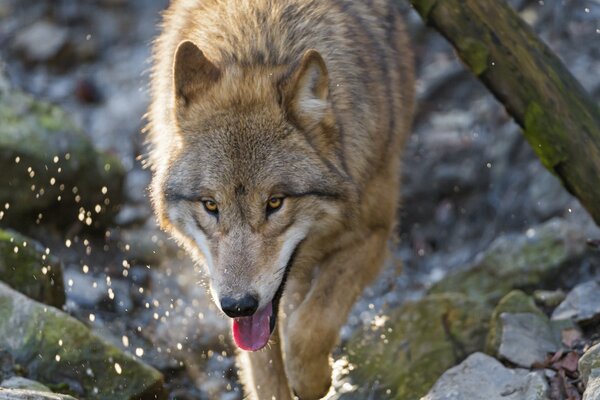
[0,69,124,228]
[343,293,491,400]
[485,290,545,355]
[0,282,166,400]
[430,219,587,305]
[580,343,600,386]
[0,229,64,308]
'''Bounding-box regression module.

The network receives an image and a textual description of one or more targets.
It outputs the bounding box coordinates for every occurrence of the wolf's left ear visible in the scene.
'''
[280,49,332,130]
[173,40,220,107]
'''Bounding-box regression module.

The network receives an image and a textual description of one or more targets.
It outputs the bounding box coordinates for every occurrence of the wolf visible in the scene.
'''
[147,0,414,398]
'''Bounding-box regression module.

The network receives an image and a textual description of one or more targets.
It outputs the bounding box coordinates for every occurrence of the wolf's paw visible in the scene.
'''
[288,356,332,400]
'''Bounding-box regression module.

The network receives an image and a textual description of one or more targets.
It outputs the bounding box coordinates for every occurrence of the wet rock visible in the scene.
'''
[421,352,550,400]
[486,291,545,354]
[12,21,68,63]
[0,68,124,228]
[119,228,178,266]
[114,205,150,227]
[533,289,566,308]
[495,313,559,368]
[579,343,600,386]
[0,388,76,400]
[430,218,587,305]
[584,370,600,400]
[0,229,65,308]
[123,169,150,204]
[1,376,52,392]
[485,291,563,368]
[0,281,166,400]
[0,351,15,383]
[344,293,490,400]
[63,269,108,309]
[552,281,600,325]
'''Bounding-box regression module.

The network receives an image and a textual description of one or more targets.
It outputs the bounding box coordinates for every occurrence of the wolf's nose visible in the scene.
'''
[220,295,259,318]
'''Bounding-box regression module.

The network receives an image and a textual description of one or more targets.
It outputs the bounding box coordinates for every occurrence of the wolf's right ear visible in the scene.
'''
[279,49,332,130]
[173,41,220,106]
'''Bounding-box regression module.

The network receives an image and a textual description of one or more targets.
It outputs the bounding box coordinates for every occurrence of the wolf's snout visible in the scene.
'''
[220,294,259,318]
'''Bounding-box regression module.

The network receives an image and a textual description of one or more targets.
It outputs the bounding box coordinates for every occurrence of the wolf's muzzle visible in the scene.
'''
[220,294,259,318]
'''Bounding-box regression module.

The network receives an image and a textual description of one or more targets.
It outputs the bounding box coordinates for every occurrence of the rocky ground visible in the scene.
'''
[0,0,599,399]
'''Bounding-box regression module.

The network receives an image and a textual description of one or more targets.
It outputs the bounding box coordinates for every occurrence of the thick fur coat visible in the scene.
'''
[147,1,414,398]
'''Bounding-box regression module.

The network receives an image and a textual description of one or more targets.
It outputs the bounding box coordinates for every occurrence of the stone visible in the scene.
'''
[552,281,600,325]
[579,343,600,385]
[486,291,559,367]
[0,229,65,308]
[0,388,76,400]
[583,370,600,400]
[430,218,587,305]
[0,281,166,400]
[533,289,566,308]
[421,352,550,400]
[496,313,559,368]
[343,293,490,400]
[1,377,52,392]
[0,67,124,228]
[13,21,68,63]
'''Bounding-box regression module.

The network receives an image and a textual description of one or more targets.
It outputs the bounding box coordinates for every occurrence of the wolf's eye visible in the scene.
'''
[202,199,218,214]
[266,196,284,214]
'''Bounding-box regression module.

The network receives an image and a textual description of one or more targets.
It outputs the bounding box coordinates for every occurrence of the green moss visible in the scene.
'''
[580,343,600,385]
[0,283,166,400]
[457,38,489,75]
[430,219,584,305]
[524,102,568,173]
[0,294,13,323]
[0,229,65,308]
[0,71,125,228]
[485,290,544,355]
[410,0,439,20]
[346,293,490,400]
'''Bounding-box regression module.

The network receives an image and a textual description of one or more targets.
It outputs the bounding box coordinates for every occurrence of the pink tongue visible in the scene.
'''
[232,302,273,351]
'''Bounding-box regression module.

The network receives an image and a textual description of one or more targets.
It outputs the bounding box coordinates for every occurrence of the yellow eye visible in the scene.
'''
[202,199,218,213]
[267,196,284,212]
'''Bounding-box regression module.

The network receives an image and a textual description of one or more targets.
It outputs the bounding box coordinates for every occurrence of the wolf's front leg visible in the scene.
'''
[284,230,388,399]
[237,326,293,400]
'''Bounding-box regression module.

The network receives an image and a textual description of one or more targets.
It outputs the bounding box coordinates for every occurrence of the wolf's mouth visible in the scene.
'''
[230,243,301,351]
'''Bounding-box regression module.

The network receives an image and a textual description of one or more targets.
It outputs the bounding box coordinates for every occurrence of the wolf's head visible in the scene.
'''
[152,41,353,351]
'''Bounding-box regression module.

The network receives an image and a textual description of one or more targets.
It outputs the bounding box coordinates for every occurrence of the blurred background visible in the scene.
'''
[0,0,599,399]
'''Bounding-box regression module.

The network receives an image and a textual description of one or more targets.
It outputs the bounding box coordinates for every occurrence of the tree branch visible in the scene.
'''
[408,0,600,225]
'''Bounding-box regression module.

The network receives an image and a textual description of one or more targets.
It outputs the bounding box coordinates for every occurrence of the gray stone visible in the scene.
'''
[497,313,559,368]
[533,289,566,308]
[579,343,600,385]
[63,269,108,309]
[13,21,68,62]
[114,205,150,227]
[0,281,166,400]
[583,370,600,400]
[485,290,546,357]
[552,281,600,324]
[421,352,550,400]
[1,377,51,392]
[0,388,76,400]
